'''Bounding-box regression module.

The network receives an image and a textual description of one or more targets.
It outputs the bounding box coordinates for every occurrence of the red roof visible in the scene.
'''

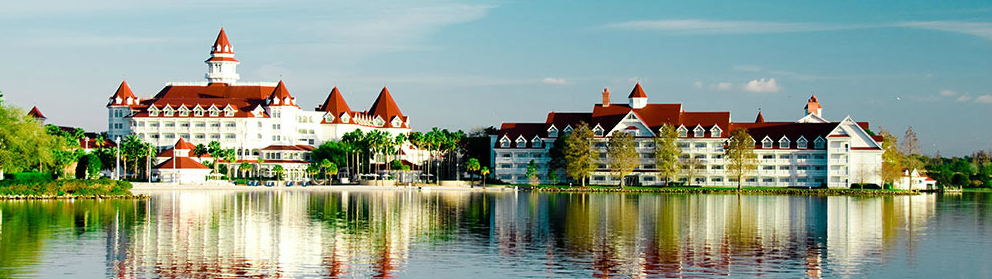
[368,87,407,128]
[157,148,210,158]
[108,80,139,107]
[730,122,837,149]
[130,83,275,118]
[497,123,546,148]
[174,138,197,150]
[211,28,234,55]
[27,106,46,119]
[628,83,647,98]
[316,87,353,123]
[805,95,821,113]
[154,156,209,170]
[755,111,765,123]
[266,81,298,107]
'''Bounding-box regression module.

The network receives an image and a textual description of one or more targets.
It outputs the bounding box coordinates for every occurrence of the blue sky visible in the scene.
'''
[1,0,990,156]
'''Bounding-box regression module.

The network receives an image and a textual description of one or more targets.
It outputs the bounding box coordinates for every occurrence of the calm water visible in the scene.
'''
[1,190,990,278]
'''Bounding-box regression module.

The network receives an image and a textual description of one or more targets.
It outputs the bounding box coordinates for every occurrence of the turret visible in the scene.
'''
[805,95,822,117]
[628,83,647,109]
[204,28,240,84]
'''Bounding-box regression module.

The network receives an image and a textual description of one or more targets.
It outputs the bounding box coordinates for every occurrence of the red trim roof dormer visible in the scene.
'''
[317,87,354,124]
[108,80,139,107]
[211,28,234,55]
[266,81,299,107]
[368,87,407,128]
[628,82,647,98]
[28,106,46,120]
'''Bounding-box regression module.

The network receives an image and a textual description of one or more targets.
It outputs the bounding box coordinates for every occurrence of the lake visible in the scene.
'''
[1,190,990,278]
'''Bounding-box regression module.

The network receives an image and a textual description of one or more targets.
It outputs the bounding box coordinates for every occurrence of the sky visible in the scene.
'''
[1,0,990,156]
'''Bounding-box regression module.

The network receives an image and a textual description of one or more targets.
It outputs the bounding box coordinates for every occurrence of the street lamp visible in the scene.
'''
[114,136,121,180]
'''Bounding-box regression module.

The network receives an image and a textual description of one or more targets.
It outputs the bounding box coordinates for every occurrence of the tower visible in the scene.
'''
[628,83,647,109]
[805,95,822,117]
[205,28,240,84]
[107,80,138,138]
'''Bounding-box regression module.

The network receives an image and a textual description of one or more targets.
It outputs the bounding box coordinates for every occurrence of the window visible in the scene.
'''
[195,122,205,128]
[225,122,235,128]
[178,106,189,116]
[180,123,190,128]
[779,178,790,183]
[763,178,774,183]
[693,126,705,137]
[694,143,706,148]
[711,165,724,170]
[516,137,527,148]
[165,134,175,139]
[272,124,281,130]
[797,137,808,149]
[779,138,790,149]
[711,177,724,182]
[193,106,204,117]
[225,134,236,139]
[710,126,722,137]
[563,125,573,134]
[195,134,205,139]
[797,154,810,159]
[762,155,775,159]
[763,166,775,170]
[593,126,604,137]
[151,134,160,139]
[677,126,688,137]
[500,138,510,148]
[762,137,773,148]
[211,134,220,140]
[548,126,558,138]
[797,166,809,170]
[798,178,809,183]
[679,143,690,148]
[779,154,790,159]
[815,137,826,149]
[150,123,159,127]
[593,176,606,181]
[694,154,706,159]
[814,155,826,160]
[711,154,723,159]
[779,166,790,170]
[500,164,512,169]
[532,137,542,148]
[164,122,175,127]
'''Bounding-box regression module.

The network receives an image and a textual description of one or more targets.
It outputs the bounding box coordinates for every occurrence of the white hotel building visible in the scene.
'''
[107,29,418,180]
[492,84,884,188]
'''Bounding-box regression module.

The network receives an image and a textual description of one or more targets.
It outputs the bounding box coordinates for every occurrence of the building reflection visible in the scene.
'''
[103,190,939,278]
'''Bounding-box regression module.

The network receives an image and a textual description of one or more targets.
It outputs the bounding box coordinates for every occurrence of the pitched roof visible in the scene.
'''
[154,157,210,170]
[628,83,647,98]
[368,87,407,127]
[678,112,731,137]
[27,106,46,119]
[805,95,821,111]
[495,123,546,148]
[730,122,838,149]
[266,81,298,107]
[755,111,765,123]
[211,28,234,55]
[174,138,197,150]
[261,144,315,151]
[316,87,352,121]
[108,80,139,107]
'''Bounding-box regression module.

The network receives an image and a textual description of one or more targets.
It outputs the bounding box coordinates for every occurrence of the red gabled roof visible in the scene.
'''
[317,87,353,123]
[628,83,647,98]
[730,122,838,149]
[154,157,209,170]
[755,111,765,123]
[108,80,139,107]
[266,81,298,107]
[151,83,275,100]
[174,138,197,150]
[261,145,315,151]
[157,148,210,158]
[211,28,234,55]
[678,111,731,137]
[496,123,546,148]
[368,87,407,127]
[27,106,46,119]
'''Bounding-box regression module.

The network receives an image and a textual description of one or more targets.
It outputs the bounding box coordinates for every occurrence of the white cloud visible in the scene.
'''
[975,94,992,104]
[541,77,567,85]
[605,19,870,34]
[957,94,973,102]
[940,89,957,96]
[628,77,641,83]
[693,81,703,89]
[743,78,781,93]
[896,21,992,40]
[714,82,733,91]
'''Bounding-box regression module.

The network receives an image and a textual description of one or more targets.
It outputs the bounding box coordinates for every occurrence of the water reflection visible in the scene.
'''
[2,191,986,278]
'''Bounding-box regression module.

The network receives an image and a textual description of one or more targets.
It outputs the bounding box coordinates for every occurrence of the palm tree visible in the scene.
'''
[256,158,264,184]
[466,158,480,185]
[306,163,319,184]
[272,164,285,184]
[320,159,333,184]
[480,167,490,186]
[326,162,339,183]
[223,148,236,181]
[239,162,252,179]
[207,141,223,175]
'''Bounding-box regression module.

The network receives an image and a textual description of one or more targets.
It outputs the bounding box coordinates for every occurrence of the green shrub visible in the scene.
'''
[3,172,54,182]
[0,178,132,196]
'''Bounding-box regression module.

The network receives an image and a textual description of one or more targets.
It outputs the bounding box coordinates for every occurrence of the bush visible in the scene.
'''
[0,178,132,196]
[850,183,882,189]
[3,172,54,182]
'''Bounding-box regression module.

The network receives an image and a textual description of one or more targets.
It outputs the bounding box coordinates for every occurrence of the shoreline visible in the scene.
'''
[0,194,150,200]
[525,185,919,196]
[129,182,518,193]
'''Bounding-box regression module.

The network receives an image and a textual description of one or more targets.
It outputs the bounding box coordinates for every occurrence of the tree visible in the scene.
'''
[223,148,236,180]
[256,158,264,182]
[654,123,681,186]
[547,135,567,183]
[207,141,223,175]
[607,131,638,188]
[564,121,595,186]
[900,126,921,156]
[480,166,490,186]
[0,105,57,175]
[526,159,539,185]
[725,128,757,190]
[239,162,252,179]
[306,164,319,183]
[193,144,209,160]
[878,127,903,187]
[326,162,338,183]
[466,158,480,184]
[320,159,333,183]
[681,156,705,186]
[272,164,285,182]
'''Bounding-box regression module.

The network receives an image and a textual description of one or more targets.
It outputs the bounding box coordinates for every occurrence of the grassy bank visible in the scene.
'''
[0,178,143,199]
[521,185,915,196]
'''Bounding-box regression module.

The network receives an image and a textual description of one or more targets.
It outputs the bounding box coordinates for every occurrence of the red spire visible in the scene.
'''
[211,28,234,55]
[755,111,765,123]
[27,106,46,119]
[628,83,647,98]
[317,87,352,114]
[369,87,405,127]
[108,80,138,107]
[267,81,297,107]
[174,138,196,150]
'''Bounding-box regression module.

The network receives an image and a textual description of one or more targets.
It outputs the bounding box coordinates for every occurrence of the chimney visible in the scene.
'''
[602,88,610,107]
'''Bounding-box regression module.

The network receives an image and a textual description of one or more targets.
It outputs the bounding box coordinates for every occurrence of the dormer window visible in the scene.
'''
[373,116,385,127]
[340,113,350,123]
[593,125,604,137]
[693,126,705,137]
[762,137,773,149]
[710,125,722,138]
[500,137,510,148]
[516,137,527,148]
[224,105,236,117]
[178,105,189,117]
[208,105,220,117]
[391,116,403,128]
[548,126,558,138]
[677,126,688,137]
[193,106,205,117]
[163,105,174,117]
[532,136,542,148]
[563,125,573,134]
[814,137,826,149]
[779,137,790,149]
[797,136,808,149]
[148,105,159,117]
